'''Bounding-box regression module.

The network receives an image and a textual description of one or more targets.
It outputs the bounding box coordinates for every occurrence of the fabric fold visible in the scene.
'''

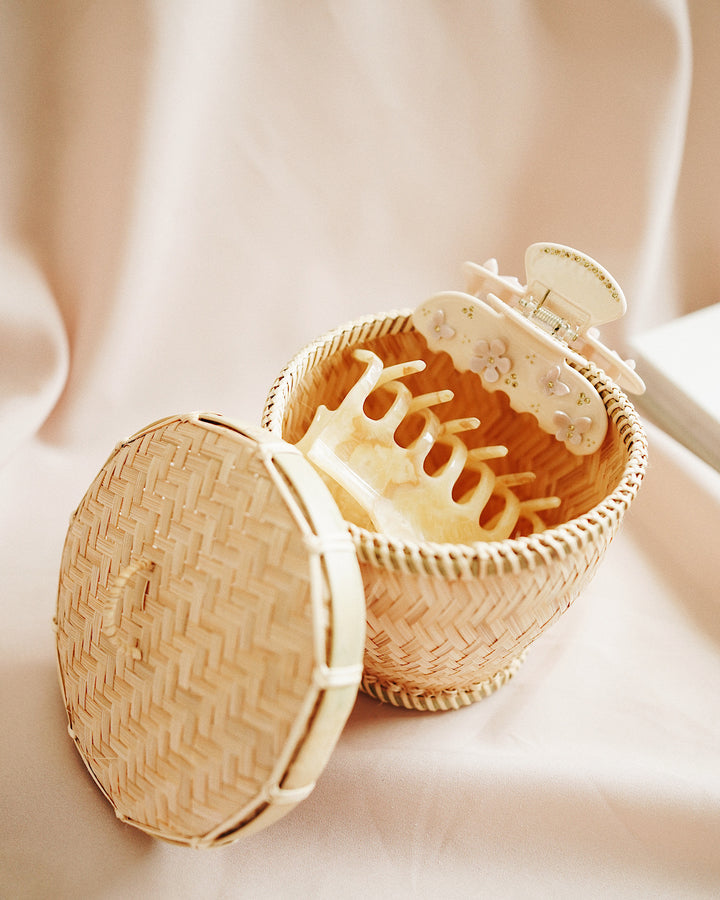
[0,244,69,467]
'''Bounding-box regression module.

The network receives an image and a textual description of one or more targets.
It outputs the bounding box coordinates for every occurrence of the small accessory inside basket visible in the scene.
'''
[413,242,645,456]
[294,243,644,543]
[296,348,560,543]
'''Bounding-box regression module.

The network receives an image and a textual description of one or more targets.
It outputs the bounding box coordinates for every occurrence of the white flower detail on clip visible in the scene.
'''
[430,309,455,340]
[470,339,511,383]
[539,365,570,397]
[552,411,592,446]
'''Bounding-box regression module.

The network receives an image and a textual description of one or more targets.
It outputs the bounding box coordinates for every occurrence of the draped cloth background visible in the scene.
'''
[2,2,719,897]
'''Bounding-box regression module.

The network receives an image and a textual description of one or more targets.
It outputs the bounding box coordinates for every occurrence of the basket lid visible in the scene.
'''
[55,413,366,847]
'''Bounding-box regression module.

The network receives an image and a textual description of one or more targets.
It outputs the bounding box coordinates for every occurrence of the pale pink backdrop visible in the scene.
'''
[1,2,718,897]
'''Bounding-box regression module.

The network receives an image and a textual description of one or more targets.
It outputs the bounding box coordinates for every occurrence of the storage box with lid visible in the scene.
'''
[55,244,648,846]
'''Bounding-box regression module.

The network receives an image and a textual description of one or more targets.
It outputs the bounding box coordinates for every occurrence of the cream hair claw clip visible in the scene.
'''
[296,348,560,543]
[413,243,645,456]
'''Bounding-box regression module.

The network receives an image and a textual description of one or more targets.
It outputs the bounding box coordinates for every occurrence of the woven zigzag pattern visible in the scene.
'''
[359,527,608,706]
[56,418,327,845]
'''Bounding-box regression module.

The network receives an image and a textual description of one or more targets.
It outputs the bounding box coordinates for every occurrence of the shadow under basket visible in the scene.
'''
[263,310,648,712]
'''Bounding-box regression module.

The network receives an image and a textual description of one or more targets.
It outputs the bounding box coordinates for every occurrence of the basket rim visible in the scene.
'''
[263,309,648,580]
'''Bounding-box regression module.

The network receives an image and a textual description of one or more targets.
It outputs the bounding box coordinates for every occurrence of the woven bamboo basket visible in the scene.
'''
[262,310,648,712]
[55,306,647,845]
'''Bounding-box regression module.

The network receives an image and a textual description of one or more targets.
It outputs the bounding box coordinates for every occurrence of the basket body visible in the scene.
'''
[263,311,648,711]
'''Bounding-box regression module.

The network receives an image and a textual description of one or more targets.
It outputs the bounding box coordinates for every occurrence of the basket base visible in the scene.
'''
[359,654,526,712]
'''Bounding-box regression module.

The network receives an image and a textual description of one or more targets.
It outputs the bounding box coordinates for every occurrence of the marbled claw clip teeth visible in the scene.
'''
[296,348,560,544]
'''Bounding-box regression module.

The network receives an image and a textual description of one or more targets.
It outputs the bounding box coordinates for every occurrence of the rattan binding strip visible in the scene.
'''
[360,652,527,711]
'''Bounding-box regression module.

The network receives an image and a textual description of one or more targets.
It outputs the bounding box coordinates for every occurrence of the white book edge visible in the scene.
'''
[630,303,720,473]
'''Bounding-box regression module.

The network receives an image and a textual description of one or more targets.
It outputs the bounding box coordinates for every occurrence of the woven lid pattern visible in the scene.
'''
[56,415,364,845]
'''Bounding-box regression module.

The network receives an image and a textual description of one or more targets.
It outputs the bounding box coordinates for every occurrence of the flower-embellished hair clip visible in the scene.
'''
[412,243,645,455]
